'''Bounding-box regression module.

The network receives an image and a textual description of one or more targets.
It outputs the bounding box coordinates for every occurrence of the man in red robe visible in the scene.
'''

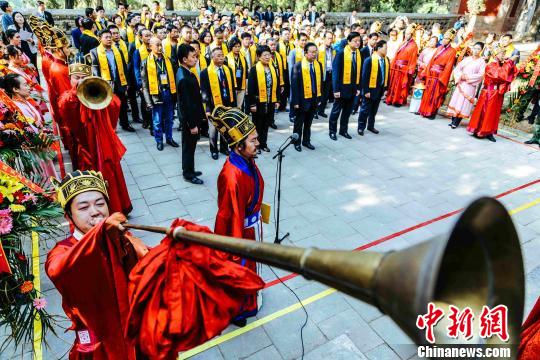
[385,23,419,107]
[519,296,540,359]
[467,43,517,142]
[58,56,132,214]
[418,29,458,118]
[210,105,265,327]
[47,170,148,360]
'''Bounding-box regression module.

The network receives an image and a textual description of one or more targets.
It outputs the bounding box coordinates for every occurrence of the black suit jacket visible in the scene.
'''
[332,49,360,99]
[176,66,205,129]
[263,11,274,24]
[290,61,320,111]
[361,56,388,100]
[89,47,128,92]
[200,66,237,112]
[79,34,100,55]
[360,46,373,65]
[35,11,54,26]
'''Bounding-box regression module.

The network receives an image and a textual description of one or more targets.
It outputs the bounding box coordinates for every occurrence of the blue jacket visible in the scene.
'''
[290,60,321,111]
[332,48,361,99]
[361,56,388,100]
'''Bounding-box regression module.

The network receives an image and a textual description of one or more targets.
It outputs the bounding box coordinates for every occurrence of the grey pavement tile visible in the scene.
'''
[370,316,416,360]
[141,185,177,206]
[304,291,352,324]
[186,345,225,360]
[124,151,154,166]
[185,199,217,223]
[176,186,216,206]
[304,334,368,360]
[128,198,151,218]
[136,173,170,190]
[127,184,143,200]
[245,345,283,360]
[317,308,384,353]
[149,199,188,222]
[160,162,183,178]
[341,294,384,323]
[365,344,401,360]
[218,326,273,359]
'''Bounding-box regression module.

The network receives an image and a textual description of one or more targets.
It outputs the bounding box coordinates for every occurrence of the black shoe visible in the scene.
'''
[318,112,328,118]
[184,176,204,185]
[486,135,496,142]
[289,117,295,123]
[133,118,143,124]
[262,146,270,152]
[166,139,179,147]
[329,133,337,141]
[269,123,277,129]
[294,144,302,152]
[351,110,358,115]
[156,142,164,151]
[394,104,402,108]
[201,131,209,138]
[367,128,379,134]
[302,142,315,150]
[193,171,202,176]
[528,117,535,125]
[340,132,352,139]
[314,114,319,120]
[211,152,218,160]
[357,129,364,136]
[232,318,247,327]
[220,149,230,156]
[525,139,539,144]
[122,125,136,132]
[150,129,154,137]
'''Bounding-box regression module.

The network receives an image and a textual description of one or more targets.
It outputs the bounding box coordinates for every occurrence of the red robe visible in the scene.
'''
[58,88,132,214]
[45,220,139,360]
[214,151,264,320]
[418,44,457,117]
[519,297,540,359]
[467,59,517,137]
[386,38,418,106]
[126,218,265,359]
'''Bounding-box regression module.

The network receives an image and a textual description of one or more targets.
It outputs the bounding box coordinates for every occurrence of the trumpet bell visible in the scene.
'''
[76,76,113,110]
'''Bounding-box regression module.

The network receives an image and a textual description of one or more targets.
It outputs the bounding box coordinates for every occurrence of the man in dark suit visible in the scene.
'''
[176,44,204,184]
[328,31,362,141]
[353,32,379,114]
[35,1,54,26]
[358,40,388,136]
[79,17,100,55]
[263,5,274,25]
[290,42,321,152]
[307,5,319,26]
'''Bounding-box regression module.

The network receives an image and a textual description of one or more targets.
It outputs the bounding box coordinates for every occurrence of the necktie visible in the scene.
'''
[352,52,357,83]
[310,63,316,98]
[219,67,228,100]
[379,58,385,86]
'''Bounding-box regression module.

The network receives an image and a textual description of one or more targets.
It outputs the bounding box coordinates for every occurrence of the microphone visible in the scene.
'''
[273,133,299,159]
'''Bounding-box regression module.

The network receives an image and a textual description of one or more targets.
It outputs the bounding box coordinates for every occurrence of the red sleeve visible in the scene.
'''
[439,49,457,88]
[214,169,246,238]
[406,42,419,75]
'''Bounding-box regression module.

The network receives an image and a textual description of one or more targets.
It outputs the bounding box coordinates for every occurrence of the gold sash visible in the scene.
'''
[97,44,127,86]
[126,27,135,45]
[272,52,285,86]
[301,59,321,99]
[226,52,247,90]
[139,46,150,61]
[163,36,175,59]
[256,62,277,103]
[343,45,361,85]
[82,29,99,41]
[207,63,233,106]
[147,53,177,95]
[117,40,128,63]
[295,48,304,63]
[369,53,389,88]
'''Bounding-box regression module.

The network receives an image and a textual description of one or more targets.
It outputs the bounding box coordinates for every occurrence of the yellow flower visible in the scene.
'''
[0,175,25,202]
[9,204,26,212]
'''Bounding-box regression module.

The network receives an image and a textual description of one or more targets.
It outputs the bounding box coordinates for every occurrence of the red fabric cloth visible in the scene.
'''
[519,297,540,359]
[418,44,457,117]
[126,218,264,360]
[45,219,139,360]
[58,88,132,214]
[386,39,418,105]
[214,155,265,318]
[467,59,517,137]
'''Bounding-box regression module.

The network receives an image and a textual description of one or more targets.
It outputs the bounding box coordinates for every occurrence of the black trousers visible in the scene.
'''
[358,96,381,131]
[127,85,141,122]
[253,105,275,148]
[115,89,130,128]
[328,96,354,134]
[181,127,199,178]
[209,120,228,154]
[279,79,290,111]
[318,71,333,114]
[140,95,152,129]
[294,104,316,145]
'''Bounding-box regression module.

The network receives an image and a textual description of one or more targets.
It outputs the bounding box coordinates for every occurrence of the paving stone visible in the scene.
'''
[218,326,273,359]
[370,316,416,360]
[364,344,401,360]
[184,345,224,360]
[304,334,367,360]
[136,173,170,190]
[245,345,283,360]
[149,199,188,222]
[141,185,177,206]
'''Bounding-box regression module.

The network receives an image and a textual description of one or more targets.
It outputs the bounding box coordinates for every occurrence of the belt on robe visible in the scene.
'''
[395,60,409,66]
[244,211,261,229]
[484,84,499,90]
[431,64,444,74]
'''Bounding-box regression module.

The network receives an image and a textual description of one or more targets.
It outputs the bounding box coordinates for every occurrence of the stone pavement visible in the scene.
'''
[4,102,540,359]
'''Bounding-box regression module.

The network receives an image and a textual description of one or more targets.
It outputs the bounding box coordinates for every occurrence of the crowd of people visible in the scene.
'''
[1,1,539,358]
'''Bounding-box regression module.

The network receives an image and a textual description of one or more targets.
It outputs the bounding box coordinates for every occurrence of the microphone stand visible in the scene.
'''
[273,136,296,244]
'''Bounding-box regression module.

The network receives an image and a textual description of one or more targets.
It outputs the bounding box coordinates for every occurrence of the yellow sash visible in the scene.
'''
[369,53,389,88]
[95,19,106,31]
[207,63,233,106]
[163,36,175,59]
[343,45,361,85]
[226,52,247,90]
[139,45,150,61]
[126,26,135,43]
[318,46,336,71]
[256,62,277,103]
[191,66,200,84]
[97,44,127,86]
[278,40,293,69]
[199,53,208,70]
[272,52,285,86]
[301,59,321,99]
[147,53,177,95]
[82,29,99,41]
[117,40,128,62]
[135,36,142,49]
[504,44,516,58]
[211,41,228,55]
[295,48,304,63]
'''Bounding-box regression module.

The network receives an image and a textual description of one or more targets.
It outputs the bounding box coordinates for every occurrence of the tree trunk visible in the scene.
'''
[248,0,254,11]
[64,0,74,9]
[326,0,333,12]
[514,0,538,40]
[96,0,103,7]
[291,0,296,11]
[166,0,174,10]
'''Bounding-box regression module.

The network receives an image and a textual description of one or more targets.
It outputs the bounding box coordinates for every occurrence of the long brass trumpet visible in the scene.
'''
[124,197,524,356]
[76,76,113,110]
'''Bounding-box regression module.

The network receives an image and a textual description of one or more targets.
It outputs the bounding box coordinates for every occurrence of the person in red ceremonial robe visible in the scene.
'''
[58,56,132,214]
[519,296,540,359]
[385,23,419,107]
[210,105,265,328]
[46,170,149,360]
[418,29,458,119]
[467,43,517,142]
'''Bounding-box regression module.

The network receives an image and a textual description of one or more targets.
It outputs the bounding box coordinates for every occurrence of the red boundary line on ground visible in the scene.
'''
[496,133,540,151]
[263,177,540,289]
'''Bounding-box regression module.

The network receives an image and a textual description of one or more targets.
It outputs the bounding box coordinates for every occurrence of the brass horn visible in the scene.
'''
[124,197,524,353]
[76,76,113,110]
